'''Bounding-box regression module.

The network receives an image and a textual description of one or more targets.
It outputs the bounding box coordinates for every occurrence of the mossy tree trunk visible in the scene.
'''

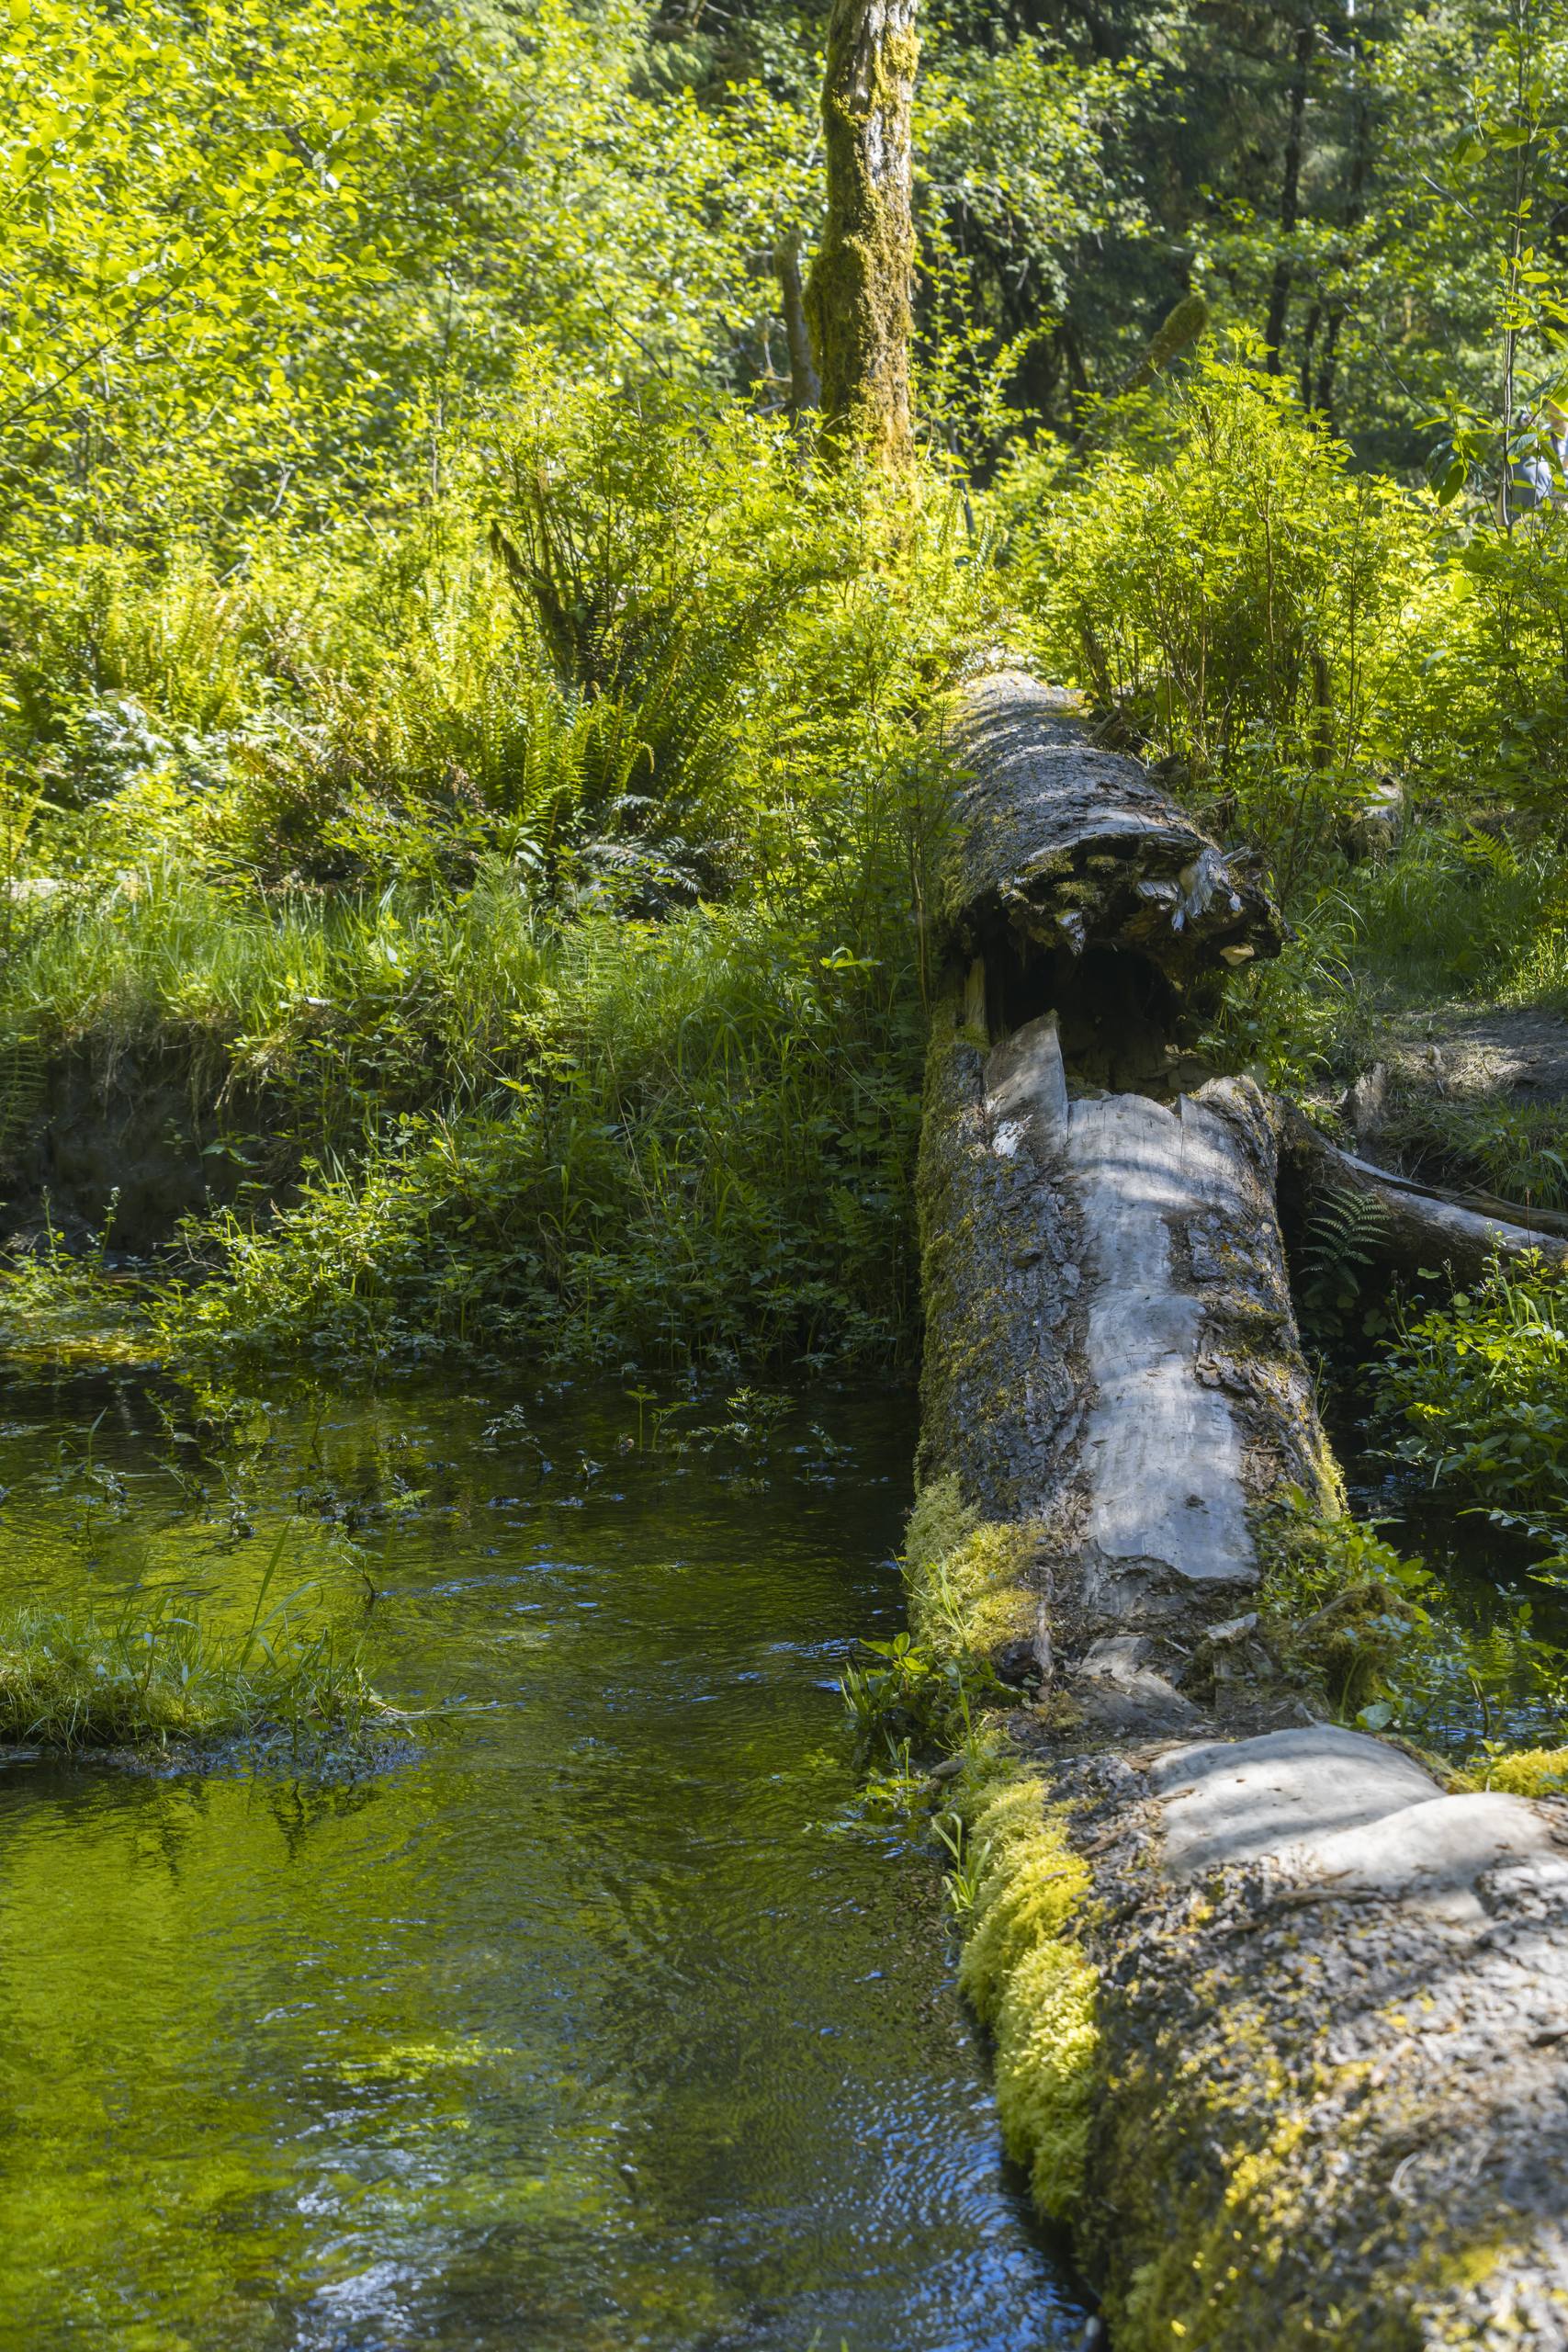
[804,0,919,467]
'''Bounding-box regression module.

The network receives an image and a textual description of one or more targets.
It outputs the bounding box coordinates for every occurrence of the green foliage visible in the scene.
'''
[0,0,798,549]
[1294,1182,1393,1347]
[840,1628,1010,1761]
[1375,1254,1568,1559]
[1200,820,1568,1099]
[1258,1487,1439,1720]
[994,360,1435,889]
[1379,1091,1568,1214]
[142,902,924,1374]
[0,370,986,1377]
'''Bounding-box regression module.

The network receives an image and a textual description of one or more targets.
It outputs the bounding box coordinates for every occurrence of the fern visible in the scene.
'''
[1297,1182,1390,1329]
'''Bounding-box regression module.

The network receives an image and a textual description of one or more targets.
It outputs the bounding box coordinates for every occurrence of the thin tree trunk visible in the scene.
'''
[1264,16,1317,374]
[1312,0,1371,424]
[773,236,821,417]
[804,0,919,465]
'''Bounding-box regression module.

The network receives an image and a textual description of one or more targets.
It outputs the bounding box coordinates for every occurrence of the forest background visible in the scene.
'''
[6,0,1568,1569]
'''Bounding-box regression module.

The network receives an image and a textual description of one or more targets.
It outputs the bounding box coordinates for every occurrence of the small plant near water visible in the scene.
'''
[1258,1484,1568,1756]
[840,1629,1015,1766]
[0,1510,401,1760]
[1258,1488,1438,1723]
[0,1195,152,1370]
[1373,1253,1568,1562]
[0,1587,388,1758]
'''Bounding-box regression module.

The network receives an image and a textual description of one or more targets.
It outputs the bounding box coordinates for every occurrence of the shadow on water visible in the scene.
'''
[0,1372,1089,2352]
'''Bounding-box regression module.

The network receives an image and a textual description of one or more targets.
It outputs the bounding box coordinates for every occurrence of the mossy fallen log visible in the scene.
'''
[941,671,1283,1004]
[916,672,1568,2349]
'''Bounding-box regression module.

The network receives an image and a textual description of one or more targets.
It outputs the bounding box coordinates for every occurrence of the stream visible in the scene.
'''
[0,1374,1089,2352]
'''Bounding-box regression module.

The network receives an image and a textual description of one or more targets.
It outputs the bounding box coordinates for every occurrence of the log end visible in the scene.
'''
[941,671,1284,992]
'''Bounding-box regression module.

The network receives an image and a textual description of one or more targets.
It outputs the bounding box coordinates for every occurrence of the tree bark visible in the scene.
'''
[1264,15,1316,374]
[773,235,821,417]
[913,674,1568,2346]
[941,673,1282,1034]
[804,0,919,466]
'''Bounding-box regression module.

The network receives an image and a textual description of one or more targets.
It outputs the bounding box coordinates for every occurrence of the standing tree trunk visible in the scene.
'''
[1264,14,1316,374]
[773,235,822,418]
[804,0,919,466]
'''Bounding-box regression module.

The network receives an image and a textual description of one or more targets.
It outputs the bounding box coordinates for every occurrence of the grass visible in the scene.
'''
[0,400,965,1380]
[1203,820,1568,1096]
[9,897,923,1376]
[0,1215,153,1369]
[0,1586,389,1757]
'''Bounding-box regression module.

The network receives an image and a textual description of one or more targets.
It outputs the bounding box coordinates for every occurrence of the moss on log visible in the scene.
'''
[915,673,1568,2349]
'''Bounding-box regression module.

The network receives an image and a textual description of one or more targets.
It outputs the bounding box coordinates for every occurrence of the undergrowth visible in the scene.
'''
[1374,1254,1568,1562]
[0,381,981,1376]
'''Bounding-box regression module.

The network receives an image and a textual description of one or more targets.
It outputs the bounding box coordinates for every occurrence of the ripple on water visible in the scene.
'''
[0,1378,1089,2351]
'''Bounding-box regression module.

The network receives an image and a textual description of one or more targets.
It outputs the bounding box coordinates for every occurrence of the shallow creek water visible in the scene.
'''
[0,1376,1088,2352]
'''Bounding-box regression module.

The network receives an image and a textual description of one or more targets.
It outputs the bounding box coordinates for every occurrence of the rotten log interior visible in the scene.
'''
[942,670,1282,1093]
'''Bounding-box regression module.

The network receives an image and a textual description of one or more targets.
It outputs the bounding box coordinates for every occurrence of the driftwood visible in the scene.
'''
[1279,1101,1568,1284]
[916,670,1568,2350]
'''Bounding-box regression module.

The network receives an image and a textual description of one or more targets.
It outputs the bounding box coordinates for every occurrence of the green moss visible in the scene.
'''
[903,1474,1038,1657]
[955,1771,1098,2221]
[1480,1745,1568,1795]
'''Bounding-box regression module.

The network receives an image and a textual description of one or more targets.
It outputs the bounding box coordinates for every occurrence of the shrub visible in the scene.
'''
[151,905,925,1374]
[1374,1255,1568,1560]
[993,359,1438,889]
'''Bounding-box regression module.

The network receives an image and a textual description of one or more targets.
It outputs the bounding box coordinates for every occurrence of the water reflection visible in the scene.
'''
[0,1379,1087,2351]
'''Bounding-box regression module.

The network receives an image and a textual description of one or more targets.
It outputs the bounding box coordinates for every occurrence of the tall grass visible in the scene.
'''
[153,902,925,1372]
[0,385,980,1377]
[0,1585,386,1754]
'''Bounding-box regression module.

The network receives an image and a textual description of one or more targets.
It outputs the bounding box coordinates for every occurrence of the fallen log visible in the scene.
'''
[1279,1101,1568,1284]
[912,670,1568,2350]
[941,671,1282,1037]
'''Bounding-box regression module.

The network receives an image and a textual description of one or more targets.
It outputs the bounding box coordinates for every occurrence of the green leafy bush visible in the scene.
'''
[993,359,1438,888]
[1375,1256,1568,1558]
